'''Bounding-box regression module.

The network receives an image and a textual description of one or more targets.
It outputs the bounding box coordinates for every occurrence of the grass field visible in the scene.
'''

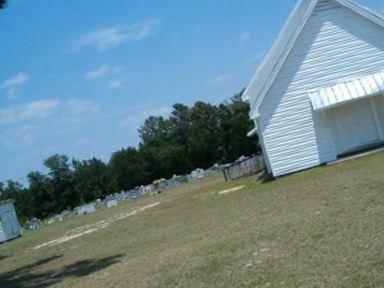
[1,152,384,288]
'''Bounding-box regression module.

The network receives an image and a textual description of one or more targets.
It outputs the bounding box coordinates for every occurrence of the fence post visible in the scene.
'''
[223,169,229,182]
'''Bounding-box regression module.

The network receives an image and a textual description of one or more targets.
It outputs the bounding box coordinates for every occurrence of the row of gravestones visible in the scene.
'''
[25,165,227,229]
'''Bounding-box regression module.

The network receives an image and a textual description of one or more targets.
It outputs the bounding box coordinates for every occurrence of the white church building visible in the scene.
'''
[244,0,384,177]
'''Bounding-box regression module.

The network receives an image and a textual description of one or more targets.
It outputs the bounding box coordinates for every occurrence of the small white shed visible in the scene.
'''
[0,201,22,243]
[244,0,384,176]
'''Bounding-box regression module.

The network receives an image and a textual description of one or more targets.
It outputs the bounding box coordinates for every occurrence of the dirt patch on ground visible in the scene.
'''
[217,185,245,195]
[33,202,161,250]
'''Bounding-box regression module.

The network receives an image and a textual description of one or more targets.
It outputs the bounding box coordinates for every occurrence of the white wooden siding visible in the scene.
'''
[258,0,384,176]
[327,98,380,154]
[0,223,5,243]
[0,202,21,242]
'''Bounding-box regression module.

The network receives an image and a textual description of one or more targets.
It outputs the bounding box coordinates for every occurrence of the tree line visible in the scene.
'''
[0,91,259,222]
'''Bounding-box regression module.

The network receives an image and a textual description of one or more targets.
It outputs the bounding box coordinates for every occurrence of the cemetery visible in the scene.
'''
[1,153,384,287]
[21,166,226,231]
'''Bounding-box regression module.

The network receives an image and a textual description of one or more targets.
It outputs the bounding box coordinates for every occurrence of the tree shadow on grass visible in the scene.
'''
[0,253,125,288]
[0,254,10,261]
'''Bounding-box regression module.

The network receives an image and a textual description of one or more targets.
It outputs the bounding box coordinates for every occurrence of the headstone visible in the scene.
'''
[106,199,118,208]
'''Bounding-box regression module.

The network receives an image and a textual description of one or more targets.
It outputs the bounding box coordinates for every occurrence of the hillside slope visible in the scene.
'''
[1,153,384,287]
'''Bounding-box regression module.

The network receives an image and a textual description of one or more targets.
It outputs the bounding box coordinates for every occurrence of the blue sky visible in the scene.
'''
[0,0,383,183]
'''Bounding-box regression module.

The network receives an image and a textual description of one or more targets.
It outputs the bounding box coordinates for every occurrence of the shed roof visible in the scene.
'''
[243,0,384,118]
[309,70,384,111]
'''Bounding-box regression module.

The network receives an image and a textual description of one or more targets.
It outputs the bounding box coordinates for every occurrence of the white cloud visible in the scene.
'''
[2,73,29,100]
[141,106,172,118]
[66,99,100,115]
[118,106,171,129]
[117,118,135,129]
[55,100,101,136]
[0,99,60,125]
[17,125,35,144]
[0,98,102,149]
[74,138,91,149]
[206,74,234,86]
[21,131,34,143]
[238,32,251,43]
[1,124,37,148]
[20,100,59,119]
[1,72,29,89]
[108,79,123,89]
[245,53,263,64]
[6,88,18,100]
[71,18,162,52]
[85,65,110,80]
[0,98,102,126]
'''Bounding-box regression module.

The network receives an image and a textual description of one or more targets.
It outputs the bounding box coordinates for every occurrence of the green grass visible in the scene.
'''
[1,152,384,287]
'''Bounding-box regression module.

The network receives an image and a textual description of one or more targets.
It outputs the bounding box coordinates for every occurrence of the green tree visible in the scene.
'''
[217,90,258,162]
[27,171,52,219]
[44,154,77,211]
[187,101,220,168]
[109,147,149,191]
[0,180,35,221]
[168,103,191,174]
[138,105,192,178]
[0,180,23,201]
[169,103,190,145]
[15,188,35,222]
[73,158,112,203]
[0,182,4,197]
[141,142,188,179]
[138,116,171,146]
[0,90,260,222]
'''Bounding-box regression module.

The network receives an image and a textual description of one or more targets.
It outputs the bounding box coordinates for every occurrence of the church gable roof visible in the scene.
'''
[243,0,384,118]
